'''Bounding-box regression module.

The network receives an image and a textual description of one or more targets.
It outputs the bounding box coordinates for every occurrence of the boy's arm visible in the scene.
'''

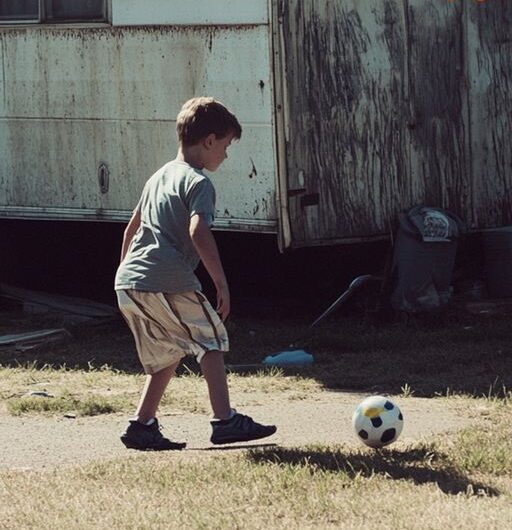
[120,208,141,262]
[189,213,230,321]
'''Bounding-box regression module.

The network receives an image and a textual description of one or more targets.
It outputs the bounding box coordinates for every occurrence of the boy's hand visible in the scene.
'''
[215,282,230,322]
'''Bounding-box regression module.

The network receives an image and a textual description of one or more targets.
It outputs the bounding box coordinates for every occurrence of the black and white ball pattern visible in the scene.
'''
[352,396,404,448]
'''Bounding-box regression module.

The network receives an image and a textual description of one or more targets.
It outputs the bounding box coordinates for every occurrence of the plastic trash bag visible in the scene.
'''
[390,206,465,313]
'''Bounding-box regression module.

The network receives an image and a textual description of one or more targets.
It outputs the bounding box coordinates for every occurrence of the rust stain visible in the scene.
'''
[0,24,259,41]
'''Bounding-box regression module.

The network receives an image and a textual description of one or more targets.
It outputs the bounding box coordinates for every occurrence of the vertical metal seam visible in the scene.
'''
[463,1,475,226]
[269,0,293,252]
[0,35,5,109]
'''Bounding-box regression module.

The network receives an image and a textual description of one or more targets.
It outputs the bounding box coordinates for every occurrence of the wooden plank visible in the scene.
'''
[467,0,512,228]
[280,0,409,244]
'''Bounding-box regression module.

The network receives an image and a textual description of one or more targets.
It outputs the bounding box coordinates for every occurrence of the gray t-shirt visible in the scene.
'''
[114,160,215,294]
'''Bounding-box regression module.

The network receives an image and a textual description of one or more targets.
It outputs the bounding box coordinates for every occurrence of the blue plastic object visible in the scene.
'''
[262,349,314,367]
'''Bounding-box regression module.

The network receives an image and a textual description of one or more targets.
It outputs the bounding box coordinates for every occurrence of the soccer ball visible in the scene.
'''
[352,395,404,448]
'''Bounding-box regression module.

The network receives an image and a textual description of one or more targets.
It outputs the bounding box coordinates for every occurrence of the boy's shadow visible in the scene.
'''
[246,446,499,497]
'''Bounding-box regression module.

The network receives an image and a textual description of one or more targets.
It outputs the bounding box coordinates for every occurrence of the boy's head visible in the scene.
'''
[176,97,242,148]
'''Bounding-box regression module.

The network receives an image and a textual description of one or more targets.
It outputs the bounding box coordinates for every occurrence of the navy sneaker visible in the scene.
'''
[120,419,186,451]
[210,412,277,445]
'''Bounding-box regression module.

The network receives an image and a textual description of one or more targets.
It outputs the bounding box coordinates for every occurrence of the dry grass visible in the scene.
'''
[0,362,321,417]
[1,420,512,530]
[3,303,511,397]
[1,305,512,529]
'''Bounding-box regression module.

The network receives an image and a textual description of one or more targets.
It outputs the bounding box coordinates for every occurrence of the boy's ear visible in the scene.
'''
[203,133,216,149]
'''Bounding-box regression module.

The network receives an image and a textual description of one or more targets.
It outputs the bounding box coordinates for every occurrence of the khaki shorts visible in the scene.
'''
[117,289,229,374]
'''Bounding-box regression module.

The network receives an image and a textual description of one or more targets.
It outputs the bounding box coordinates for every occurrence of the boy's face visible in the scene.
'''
[202,133,235,172]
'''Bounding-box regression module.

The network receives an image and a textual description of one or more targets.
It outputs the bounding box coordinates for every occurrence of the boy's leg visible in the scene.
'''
[200,350,231,420]
[135,360,181,423]
[120,359,186,451]
[201,350,277,445]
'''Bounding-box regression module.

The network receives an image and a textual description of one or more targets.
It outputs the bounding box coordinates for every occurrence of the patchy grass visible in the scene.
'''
[1,304,511,398]
[449,398,512,476]
[7,393,120,417]
[455,426,512,477]
[0,362,322,417]
[0,304,511,419]
[1,406,512,529]
[289,311,512,397]
[1,305,512,529]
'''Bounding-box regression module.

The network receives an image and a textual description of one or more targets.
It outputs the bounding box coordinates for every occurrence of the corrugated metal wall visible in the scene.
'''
[279,0,512,247]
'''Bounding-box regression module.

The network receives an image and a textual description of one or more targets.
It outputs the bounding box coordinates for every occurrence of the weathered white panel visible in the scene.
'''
[210,125,276,221]
[112,0,268,26]
[0,118,275,221]
[1,26,271,123]
[0,25,276,229]
[280,0,480,246]
[0,118,117,210]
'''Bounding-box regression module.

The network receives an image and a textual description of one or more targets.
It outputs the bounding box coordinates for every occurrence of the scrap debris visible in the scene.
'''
[0,283,118,320]
[0,329,71,352]
[0,285,118,355]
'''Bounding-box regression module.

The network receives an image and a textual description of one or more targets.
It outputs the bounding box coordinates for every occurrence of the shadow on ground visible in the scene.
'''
[247,446,499,497]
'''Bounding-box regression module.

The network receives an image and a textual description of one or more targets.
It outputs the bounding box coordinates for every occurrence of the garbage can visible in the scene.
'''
[390,206,465,313]
[482,227,512,298]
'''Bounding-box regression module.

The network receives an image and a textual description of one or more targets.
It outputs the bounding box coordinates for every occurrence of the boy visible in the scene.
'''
[115,97,277,450]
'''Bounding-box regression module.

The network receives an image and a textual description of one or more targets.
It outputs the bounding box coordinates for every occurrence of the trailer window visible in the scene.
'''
[45,0,105,21]
[0,1,38,21]
[0,0,107,23]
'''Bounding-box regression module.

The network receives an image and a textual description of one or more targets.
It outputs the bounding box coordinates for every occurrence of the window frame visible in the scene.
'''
[0,0,110,25]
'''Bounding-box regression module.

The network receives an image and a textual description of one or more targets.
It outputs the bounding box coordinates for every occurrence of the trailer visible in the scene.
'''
[0,0,511,251]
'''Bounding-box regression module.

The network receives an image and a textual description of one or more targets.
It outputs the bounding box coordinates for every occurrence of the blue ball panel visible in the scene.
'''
[371,416,383,428]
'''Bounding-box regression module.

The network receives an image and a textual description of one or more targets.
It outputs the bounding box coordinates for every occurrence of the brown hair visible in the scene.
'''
[176,97,242,146]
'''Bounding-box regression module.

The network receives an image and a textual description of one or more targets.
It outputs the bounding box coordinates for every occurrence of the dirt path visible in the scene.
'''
[0,393,471,470]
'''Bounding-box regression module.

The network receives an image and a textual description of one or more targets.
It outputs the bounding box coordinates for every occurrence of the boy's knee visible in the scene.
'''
[150,361,180,377]
[199,349,224,365]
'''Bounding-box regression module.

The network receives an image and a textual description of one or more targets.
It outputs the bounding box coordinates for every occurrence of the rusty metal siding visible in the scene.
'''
[467,0,512,228]
[278,0,512,247]
[0,24,276,231]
